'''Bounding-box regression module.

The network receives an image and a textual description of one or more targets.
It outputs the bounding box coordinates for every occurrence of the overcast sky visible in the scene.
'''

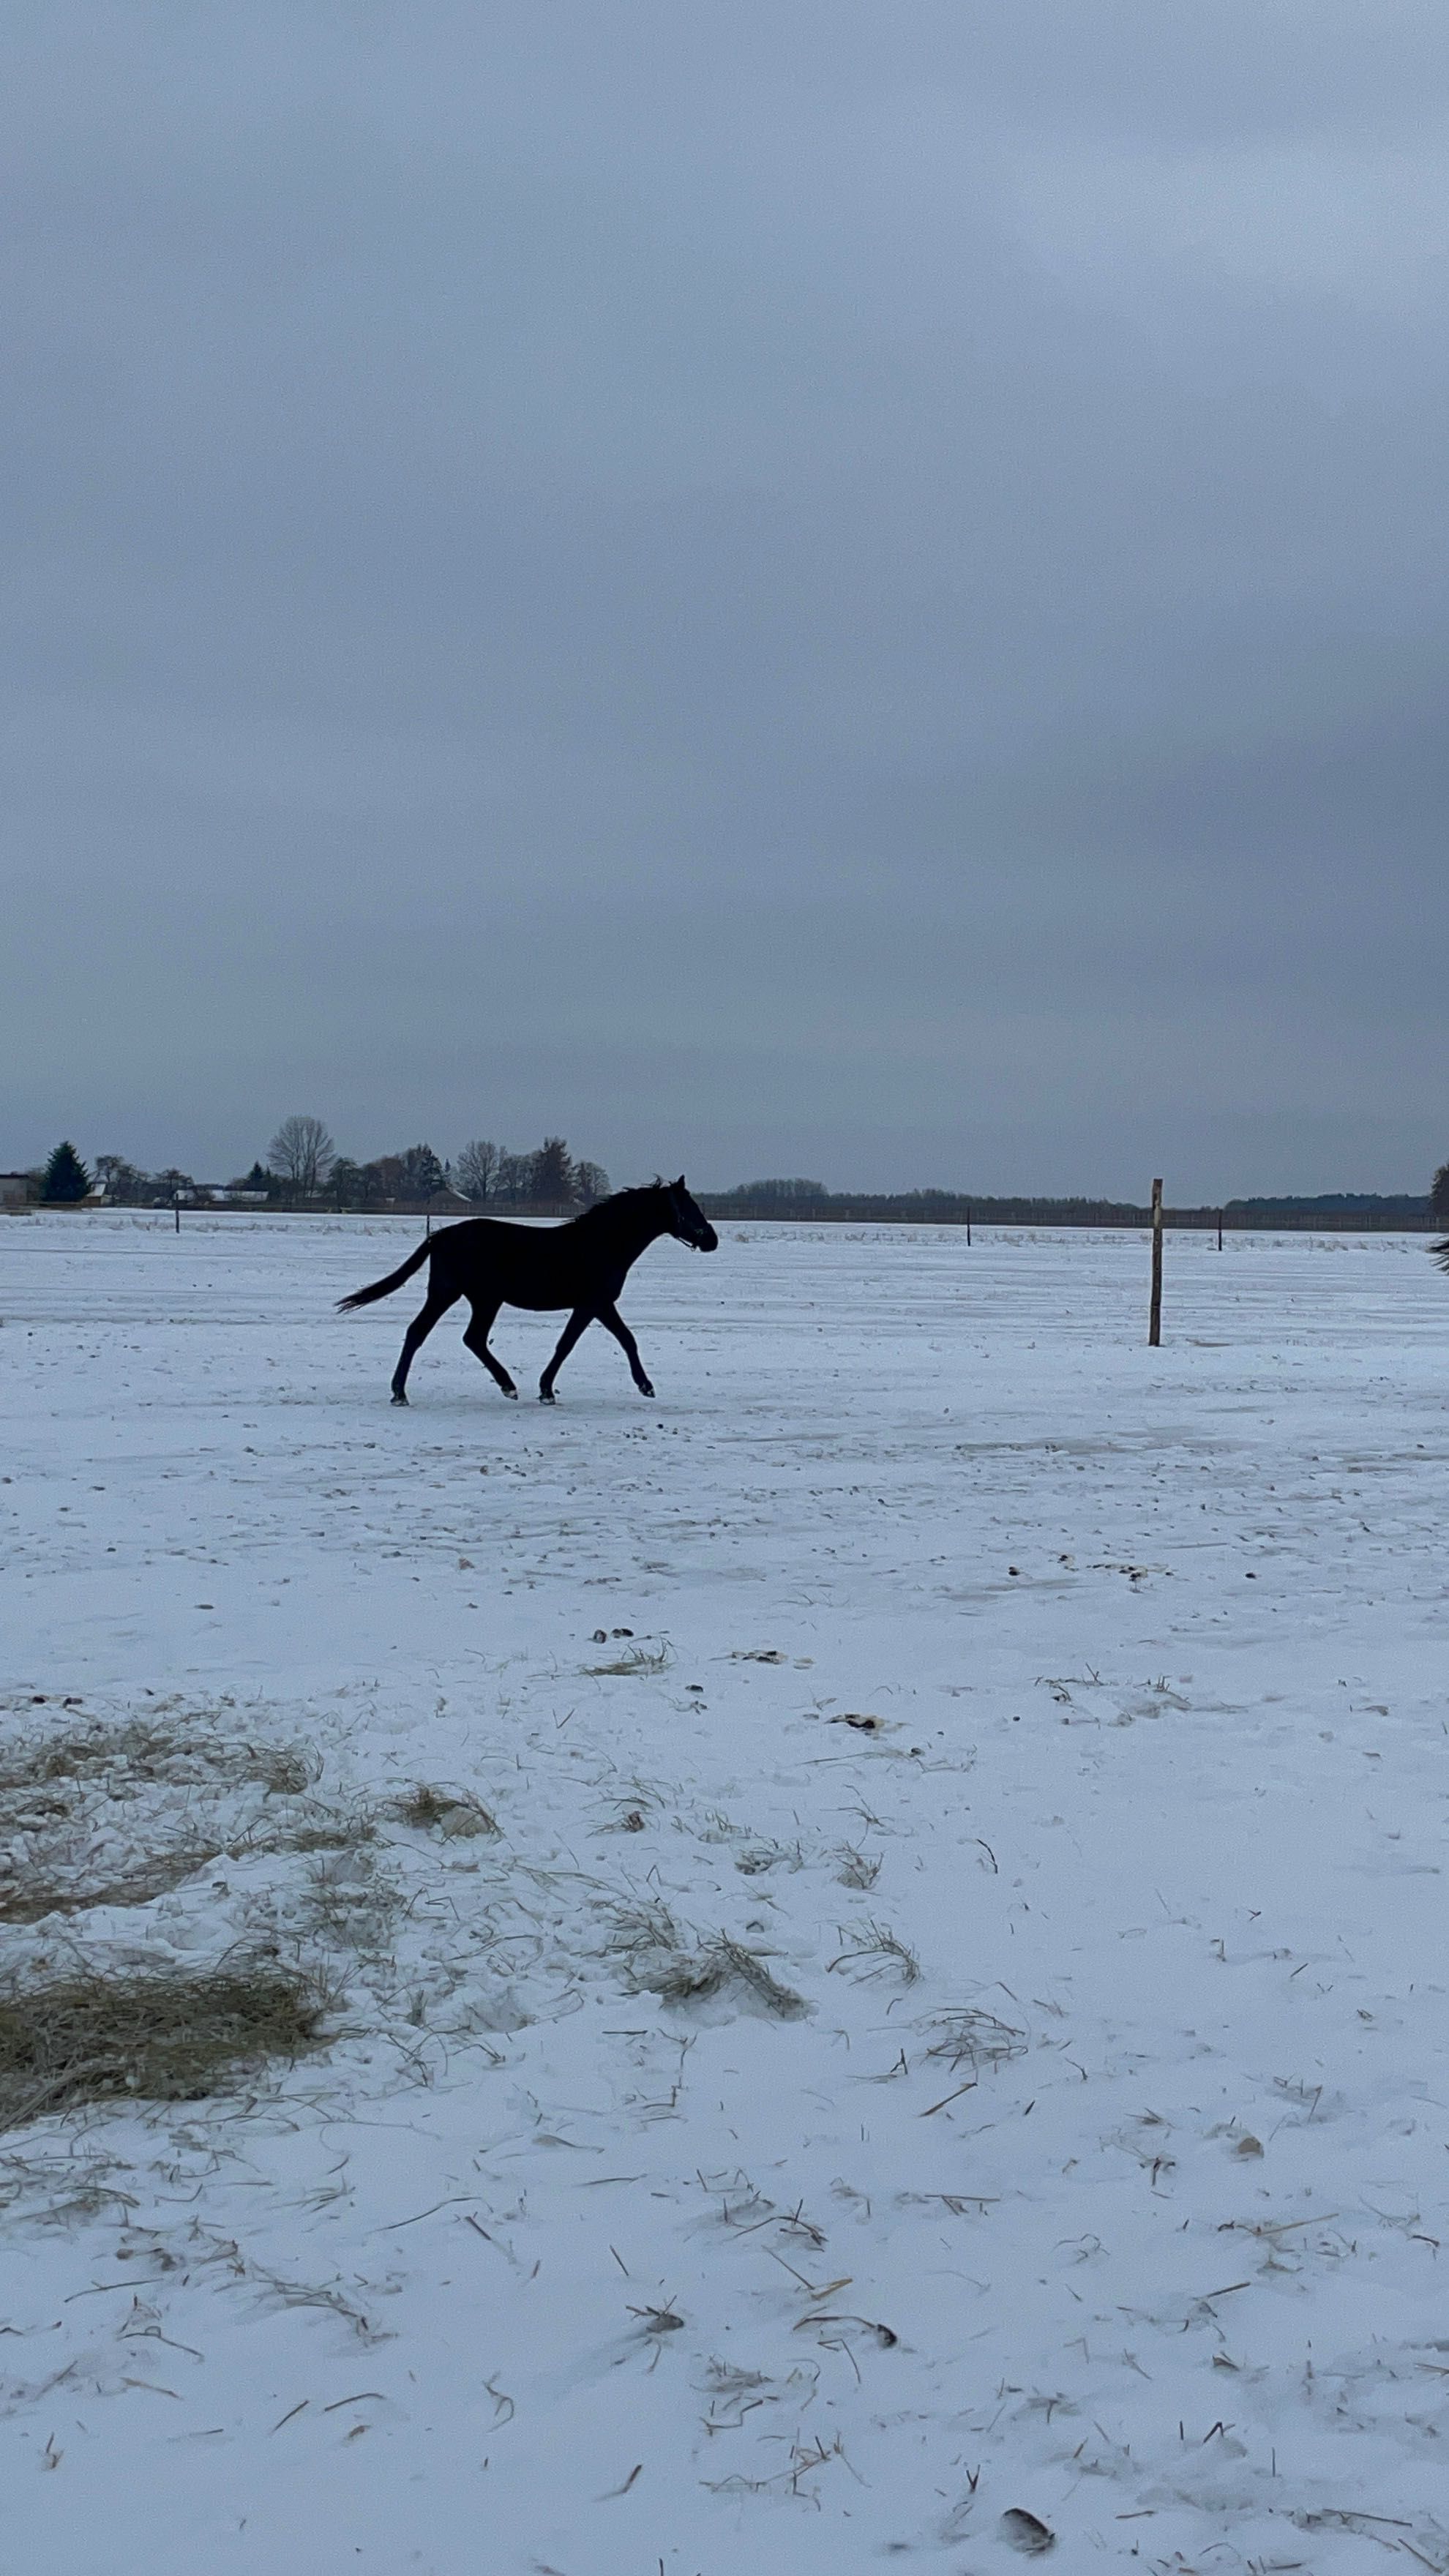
[5,4,1448,1196]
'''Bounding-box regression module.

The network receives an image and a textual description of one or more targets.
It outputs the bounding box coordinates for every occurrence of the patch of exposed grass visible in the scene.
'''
[303,1847,402,1954]
[249,1743,317,1798]
[263,1805,379,1857]
[0,1967,326,2131]
[0,1720,315,1802]
[0,1843,225,1923]
[392,1783,499,1840]
[0,1792,375,1924]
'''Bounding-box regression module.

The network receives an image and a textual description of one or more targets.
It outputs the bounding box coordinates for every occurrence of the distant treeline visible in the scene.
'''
[698,1182,1439,1231]
[15,1126,613,1212]
[11,1139,1443,1231]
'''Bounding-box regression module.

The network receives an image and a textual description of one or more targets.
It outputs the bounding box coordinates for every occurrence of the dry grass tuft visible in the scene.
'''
[392,1783,500,1840]
[828,1920,921,1986]
[613,1907,807,2020]
[585,1639,674,1678]
[734,1840,801,1878]
[657,1939,809,2020]
[834,1843,882,1892]
[926,2003,1027,2070]
[0,1966,326,2131]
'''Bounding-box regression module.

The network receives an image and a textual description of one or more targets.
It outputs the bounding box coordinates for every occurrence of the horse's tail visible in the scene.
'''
[337,1239,431,1311]
[1433,1238,1449,1276]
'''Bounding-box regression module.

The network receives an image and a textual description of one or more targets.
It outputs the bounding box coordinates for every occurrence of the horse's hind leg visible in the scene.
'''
[463,1297,517,1400]
[391,1285,459,1404]
[596,1300,655,1399]
[539,1306,593,1403]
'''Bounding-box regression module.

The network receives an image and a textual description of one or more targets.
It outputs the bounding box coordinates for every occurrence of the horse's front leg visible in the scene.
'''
[539,1306,593,1403]
[596,1301,655,1399]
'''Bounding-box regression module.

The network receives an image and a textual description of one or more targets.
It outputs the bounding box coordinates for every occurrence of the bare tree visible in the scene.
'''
[359,1156,405,1204]
[456,1139,502,1202]
[94,1153,145,1204]
[574,1159,611,1205]
[268,1114,337,1199]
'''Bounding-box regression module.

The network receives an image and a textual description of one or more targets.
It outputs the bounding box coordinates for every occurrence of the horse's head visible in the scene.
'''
[662,1175,718,1251]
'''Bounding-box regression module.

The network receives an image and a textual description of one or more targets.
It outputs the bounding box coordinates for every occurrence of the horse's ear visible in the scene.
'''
[675,1174,686,1188]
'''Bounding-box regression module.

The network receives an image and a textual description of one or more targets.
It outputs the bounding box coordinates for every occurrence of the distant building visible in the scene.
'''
[0,1173,32,1210]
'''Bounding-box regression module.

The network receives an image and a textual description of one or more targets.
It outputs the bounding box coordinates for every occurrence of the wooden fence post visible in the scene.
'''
[1217,1208,1224,1252]
[1148,1179,1164,1345]
[966,1204,972,1246]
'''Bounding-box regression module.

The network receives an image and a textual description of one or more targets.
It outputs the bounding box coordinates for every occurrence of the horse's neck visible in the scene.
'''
[592,1193,667,1266]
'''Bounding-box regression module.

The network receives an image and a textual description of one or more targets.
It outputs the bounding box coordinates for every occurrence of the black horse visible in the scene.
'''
[337,1177,719,1405]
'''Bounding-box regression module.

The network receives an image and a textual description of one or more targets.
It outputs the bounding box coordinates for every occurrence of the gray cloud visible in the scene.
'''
[4,3,1449,1194]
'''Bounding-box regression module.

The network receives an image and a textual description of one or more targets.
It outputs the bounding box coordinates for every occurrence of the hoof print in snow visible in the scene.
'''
[830,1712,883,1733]
[1000,2508,1056,2556]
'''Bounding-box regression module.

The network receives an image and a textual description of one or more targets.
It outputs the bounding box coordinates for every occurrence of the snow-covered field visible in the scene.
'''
[3,1211,1448,2573]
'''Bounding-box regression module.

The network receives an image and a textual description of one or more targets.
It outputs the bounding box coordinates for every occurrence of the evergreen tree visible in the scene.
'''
[42,1141,91,1202]
[1431,1162,1449,1227]
[528,1137,576,1205]
[400,1143,446,1199]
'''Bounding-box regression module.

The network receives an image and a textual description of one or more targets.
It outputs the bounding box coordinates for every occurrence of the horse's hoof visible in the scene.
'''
[391,1391,408,1406]
[502,1387,518,1401]
[637,1383,656,1400]
[539,1390,555,1405]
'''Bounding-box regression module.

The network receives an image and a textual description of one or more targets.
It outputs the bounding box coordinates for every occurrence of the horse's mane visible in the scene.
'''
[569,1183,663,1229]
